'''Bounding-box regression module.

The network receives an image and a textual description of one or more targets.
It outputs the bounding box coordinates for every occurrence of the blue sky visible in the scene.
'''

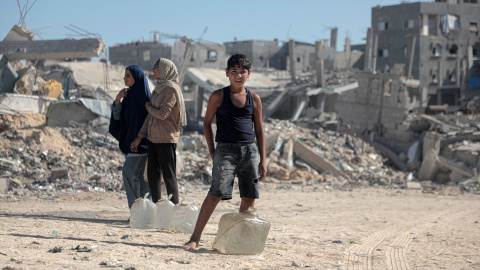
[1,0,406,55]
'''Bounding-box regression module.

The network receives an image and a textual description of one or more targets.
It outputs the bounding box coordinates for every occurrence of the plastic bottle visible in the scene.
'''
[130,193,156,229]
[155,195,175,231]
[169,199,199,234]
[212,207,271,255]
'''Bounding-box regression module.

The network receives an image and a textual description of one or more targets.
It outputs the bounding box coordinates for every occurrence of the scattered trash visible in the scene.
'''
[106,231,117,236]
[332,240,343,244]
[74,185,92,192]
[47,246,63,253]
[121,234,132,240]
[73,245,92,252]
[292,261,304,267]
[99,258,123,267]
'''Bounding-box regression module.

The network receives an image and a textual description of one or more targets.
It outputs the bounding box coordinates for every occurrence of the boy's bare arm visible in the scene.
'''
[203,90,222,160]
[252,93,267,181]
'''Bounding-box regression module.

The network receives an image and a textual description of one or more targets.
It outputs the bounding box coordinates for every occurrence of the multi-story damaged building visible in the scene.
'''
[109,34,226,75]
[109,40,173,73]
[224,39,315,72]
[367,0,480,110]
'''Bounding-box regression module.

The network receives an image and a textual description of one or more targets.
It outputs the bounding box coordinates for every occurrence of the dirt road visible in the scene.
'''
[0,183,479,269]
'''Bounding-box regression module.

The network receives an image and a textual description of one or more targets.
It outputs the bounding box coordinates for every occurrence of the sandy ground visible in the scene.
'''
[0,183,479,270]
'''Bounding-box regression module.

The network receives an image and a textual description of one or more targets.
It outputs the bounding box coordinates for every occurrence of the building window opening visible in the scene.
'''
[448,44,458,56]
[297,57,301,63]
[384,79,393,95]
[404,19,414,29]
[378,21,389,31]
[432,74,438,84]
[449,72,457,82]
[207,50,217,61]
[378,48,389,58]
[440,15,459,36]
[432,45,441,56]
[259,56,264,62]
[403,45,408,56]
[470,22,478,32]
[143,50,150,61]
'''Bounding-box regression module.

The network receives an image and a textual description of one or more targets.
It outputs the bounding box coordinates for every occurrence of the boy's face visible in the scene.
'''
[226,64,251,88]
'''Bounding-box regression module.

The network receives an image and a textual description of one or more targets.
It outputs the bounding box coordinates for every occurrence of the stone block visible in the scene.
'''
[0,178,8,194]
[51,166,68,179]
[418,150,439,180]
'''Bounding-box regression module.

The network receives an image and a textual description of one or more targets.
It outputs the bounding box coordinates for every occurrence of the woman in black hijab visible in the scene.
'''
[109,65,151,210]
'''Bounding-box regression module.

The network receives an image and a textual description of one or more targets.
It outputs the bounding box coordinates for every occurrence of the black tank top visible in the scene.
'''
[215,86,256,143]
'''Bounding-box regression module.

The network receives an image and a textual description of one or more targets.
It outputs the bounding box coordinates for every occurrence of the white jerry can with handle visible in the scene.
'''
[130,193,156,229]
[155,195,175,231]
[212,207,270,255]
[169,198,199,234]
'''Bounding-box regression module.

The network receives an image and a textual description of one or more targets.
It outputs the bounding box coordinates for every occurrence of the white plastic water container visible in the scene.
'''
[130,193,156,229]
[169,199,199,234]
[155,197,175,231]
[212,207,270,255]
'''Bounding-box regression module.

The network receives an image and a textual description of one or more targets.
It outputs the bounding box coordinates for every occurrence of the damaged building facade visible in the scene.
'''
[225,39,316,72]
[367,0,480,110]
[109,39,226,73]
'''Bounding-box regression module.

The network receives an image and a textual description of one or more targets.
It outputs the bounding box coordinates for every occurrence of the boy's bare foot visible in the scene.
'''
[182,241,198,250]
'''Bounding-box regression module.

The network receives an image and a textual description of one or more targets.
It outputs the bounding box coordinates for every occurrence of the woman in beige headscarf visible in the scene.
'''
[130,58,187,205]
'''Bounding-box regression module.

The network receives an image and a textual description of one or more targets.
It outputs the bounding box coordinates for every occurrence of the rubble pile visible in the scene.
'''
[0,113,393,201]
[264,119,407,188]
[1,112,479,201]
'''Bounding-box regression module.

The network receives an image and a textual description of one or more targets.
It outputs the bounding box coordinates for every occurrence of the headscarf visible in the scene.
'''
[110,65,151,154]
[153,58,187,127]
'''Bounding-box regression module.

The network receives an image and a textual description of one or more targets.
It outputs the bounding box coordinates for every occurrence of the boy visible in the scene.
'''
[183,54,267,250]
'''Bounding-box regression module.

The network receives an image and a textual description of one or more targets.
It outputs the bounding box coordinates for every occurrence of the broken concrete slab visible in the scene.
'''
[0,57,18,93]
[293,139,350,179]
[0,178,8,194]
[281,137,294,169]
[406,181,422,189]
[0,38,106,61]
[372,142,408,171]
[417,114,461,133]
[418,149,439,180]
[51,166,69,179]
[46,98,111,128]
[2,24,34,42]
[437,156,475,178]
[423,131,442,157]
[0,93,56,114]
[265,132,280,157]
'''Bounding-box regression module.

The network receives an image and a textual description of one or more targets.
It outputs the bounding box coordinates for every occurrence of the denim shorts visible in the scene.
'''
[208,142,260,200]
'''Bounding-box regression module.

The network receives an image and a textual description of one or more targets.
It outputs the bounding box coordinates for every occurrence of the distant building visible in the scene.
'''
[225,39,282,69]
[108,41,172,72]
[368,0,480,109]
[224,39,315,72]
[270,41,316,72]
[189,42,226,69]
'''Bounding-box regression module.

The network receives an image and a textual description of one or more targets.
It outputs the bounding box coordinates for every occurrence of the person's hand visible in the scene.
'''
[258,161,267,181]
[130,137,141,152]
[115,88,128,104]
[145,101,152,110]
